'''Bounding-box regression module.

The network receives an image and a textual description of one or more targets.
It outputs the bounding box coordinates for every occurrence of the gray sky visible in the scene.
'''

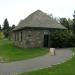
[0,0,75,26]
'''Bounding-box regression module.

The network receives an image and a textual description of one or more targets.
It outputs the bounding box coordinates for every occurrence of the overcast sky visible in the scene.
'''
[0,0,75,26]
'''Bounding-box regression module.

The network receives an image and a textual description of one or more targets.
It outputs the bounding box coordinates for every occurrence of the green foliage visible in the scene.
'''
[0,25,1,31]
[49,17,75,48]
[72,11,75,34]
[11,24,15,29]
[60,18,69,28]
[0,32,4,40]
[50,30,75,48]
[3,18,10,38]
[3,18,10,30]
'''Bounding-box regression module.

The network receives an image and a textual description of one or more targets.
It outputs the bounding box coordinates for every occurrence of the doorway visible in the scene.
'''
[44,34,49,47]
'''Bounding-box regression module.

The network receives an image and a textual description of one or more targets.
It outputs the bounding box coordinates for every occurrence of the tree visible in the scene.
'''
[11,24,15,29]
[72,11,75,34]
[60,18,69,29]
[49,17,75,48]
[3,18,10,30]
[67,18,73,30]
[0,32,4,40]
[3,18,10,38]
[0,25,1,31]
[50,30,75,48]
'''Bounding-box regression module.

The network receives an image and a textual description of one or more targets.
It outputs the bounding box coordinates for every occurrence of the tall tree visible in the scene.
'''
[72,11,75,34]
[60,18,69,29]
[0,25,1,31]
[3,18,10,38]
[3,18,10,30]
[67,18,73,29]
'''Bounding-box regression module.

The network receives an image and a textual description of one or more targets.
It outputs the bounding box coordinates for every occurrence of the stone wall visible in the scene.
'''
[12,29,49,48]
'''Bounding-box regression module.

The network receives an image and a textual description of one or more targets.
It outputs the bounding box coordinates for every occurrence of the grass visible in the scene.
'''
[17,49,75,75]
[0,39,48,62]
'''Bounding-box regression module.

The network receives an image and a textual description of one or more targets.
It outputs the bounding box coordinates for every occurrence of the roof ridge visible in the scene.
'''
[13,10,66,31]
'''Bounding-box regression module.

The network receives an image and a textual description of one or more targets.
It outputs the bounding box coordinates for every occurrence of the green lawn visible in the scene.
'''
[0,39,48,62]
[17,49,75,75]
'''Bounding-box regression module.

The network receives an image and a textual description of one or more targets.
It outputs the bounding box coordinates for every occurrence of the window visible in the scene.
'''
[21,32,22,41]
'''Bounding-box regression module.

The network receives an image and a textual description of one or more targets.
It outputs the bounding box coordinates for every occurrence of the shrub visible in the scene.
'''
[0,32,4,40]
[50,30,75,48]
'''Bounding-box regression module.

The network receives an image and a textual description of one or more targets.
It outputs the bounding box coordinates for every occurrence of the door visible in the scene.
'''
[44,34,49,47]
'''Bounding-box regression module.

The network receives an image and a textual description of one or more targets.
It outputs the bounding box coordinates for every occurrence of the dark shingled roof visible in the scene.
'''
[13,10,66,31]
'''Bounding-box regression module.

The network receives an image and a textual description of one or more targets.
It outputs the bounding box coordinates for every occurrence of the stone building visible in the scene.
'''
[12,10,66,48]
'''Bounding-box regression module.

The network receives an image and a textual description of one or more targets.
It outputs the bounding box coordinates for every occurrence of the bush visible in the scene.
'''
[0,32,4,40]
[50,30,75,48]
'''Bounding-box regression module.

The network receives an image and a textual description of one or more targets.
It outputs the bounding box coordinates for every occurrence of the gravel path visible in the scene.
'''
[0,48,73,75]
